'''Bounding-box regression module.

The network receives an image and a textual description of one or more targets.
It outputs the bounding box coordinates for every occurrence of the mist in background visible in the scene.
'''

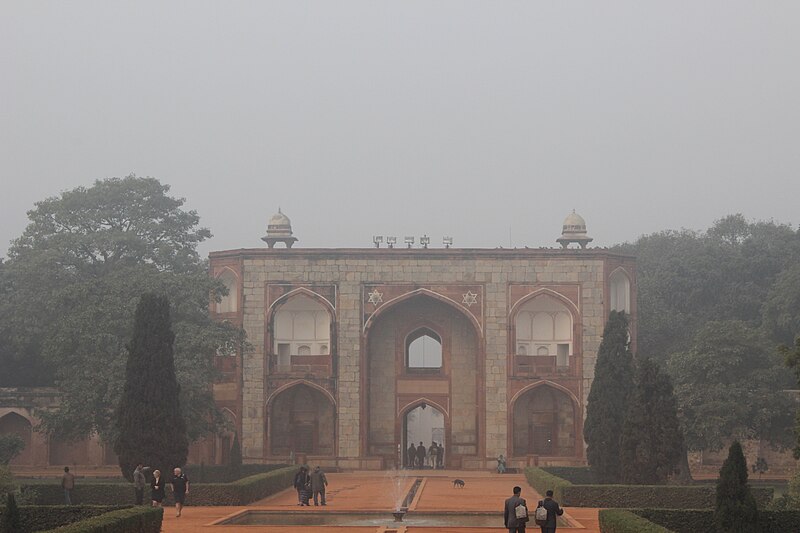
[2,1,799,257]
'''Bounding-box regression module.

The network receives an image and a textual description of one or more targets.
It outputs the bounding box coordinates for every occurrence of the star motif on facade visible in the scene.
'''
[462,291,478,307]
[367,289,383,306]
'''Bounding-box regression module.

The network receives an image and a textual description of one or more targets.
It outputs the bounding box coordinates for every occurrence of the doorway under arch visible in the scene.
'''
[268,383,335,457]
[403,403,446,468]
[0,412,34,465]
[511,385,578,458]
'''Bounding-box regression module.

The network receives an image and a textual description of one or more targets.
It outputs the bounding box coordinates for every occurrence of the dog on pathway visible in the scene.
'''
[452,479,465,488]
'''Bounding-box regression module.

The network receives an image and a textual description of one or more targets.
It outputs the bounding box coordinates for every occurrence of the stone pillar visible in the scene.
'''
[336,282,361,460]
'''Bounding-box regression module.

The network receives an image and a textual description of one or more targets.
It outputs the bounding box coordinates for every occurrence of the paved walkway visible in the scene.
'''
[159,470,601,533]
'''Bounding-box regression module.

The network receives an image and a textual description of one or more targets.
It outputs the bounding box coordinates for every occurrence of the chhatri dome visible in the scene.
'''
[556,210,593,249]
[262,208,298,248]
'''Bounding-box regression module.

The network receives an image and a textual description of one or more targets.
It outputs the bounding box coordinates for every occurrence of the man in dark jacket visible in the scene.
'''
[310,466,328,506]
[415,442,426,468]
[503,485,528,532]
[293,466,310,505]
[537,490,564,533]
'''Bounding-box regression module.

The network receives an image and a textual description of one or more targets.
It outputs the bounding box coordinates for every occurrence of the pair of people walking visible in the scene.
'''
[134,464,190,517]
[504,486,563,533]
[293,465,329,506]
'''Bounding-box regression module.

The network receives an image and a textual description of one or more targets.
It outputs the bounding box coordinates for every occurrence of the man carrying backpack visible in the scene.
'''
[503,485,528,532]
[534,489,564,533]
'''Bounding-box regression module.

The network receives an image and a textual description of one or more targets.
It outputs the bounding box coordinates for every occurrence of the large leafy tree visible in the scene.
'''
[2,176,237,443]
[114,293,188,480]
[584,311,634,483]
[614,214,800,361]
[714,441,759,533]
[781,337,800,458]
[764,265,800,347]
[668,321,795,453]
[619,357,685,484]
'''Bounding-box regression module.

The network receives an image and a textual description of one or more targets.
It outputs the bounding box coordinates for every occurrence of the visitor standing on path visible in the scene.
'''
[497,454,507,473]
[503,485,529,533]
[436,443,444,469]
[416,442,426,468]
[427,442,438,468]
[170,467,190,517]
[536,490,564,533]
[310,466,328,506]
[150,469,165,507]
[293,466,310,505]
[61,466,75,505]
[406,443,416,468]
[132,463,151,505]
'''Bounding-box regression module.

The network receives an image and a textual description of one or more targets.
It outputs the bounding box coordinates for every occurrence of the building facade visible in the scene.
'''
[207,211,637,470]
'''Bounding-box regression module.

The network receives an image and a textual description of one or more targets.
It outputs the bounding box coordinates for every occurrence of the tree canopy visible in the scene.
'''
[0,176,238,443]
[668,321,795,452]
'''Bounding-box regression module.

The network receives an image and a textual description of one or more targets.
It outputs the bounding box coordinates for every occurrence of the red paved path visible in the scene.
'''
[157,471,601,533]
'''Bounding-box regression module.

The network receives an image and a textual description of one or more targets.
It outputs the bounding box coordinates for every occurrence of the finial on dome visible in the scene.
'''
[262,208,298,249]
[556,210,593,249]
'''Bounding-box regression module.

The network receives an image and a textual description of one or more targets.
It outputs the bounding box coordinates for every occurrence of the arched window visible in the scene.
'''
[515,295,573,367]
[273,295,332,366]
[216,270,238,314]
[406,328,442,370]
[610,270,631,313]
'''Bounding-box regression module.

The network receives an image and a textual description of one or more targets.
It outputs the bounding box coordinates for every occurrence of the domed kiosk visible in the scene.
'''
[262,208,298,248]
[556,210,593,249]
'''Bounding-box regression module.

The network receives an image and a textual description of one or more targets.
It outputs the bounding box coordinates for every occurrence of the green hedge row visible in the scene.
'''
[25,466,297,507]
[598,509,673,533]
[631,508,800,533]
[183,463,286,483]
[525,468,773,508]
[0,505,128,533]
[41,506,163,533]
[541,466,598,484]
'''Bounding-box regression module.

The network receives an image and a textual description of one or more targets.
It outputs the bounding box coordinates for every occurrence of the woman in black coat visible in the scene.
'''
[151,469,166,507]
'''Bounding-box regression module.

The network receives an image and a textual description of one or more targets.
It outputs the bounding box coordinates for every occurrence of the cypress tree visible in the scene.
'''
[114,293,188,481]
[714,441,758,532]
[229,432,242,477]
[1,493,21,533]
[619,357,685,484]
[584,311,634,483]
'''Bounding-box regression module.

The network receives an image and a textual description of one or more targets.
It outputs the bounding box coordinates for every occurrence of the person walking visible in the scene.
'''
[293,466,310,505]
[503,485,529,533]
[436,443,444,469]
[150,469,165,507]
[497,454,507,474]
[61,466,75,505]
[310,466,328,506]
[132,463,151,505]
[170,467,190,517]
[406,443,416,468]
[536,490,564,533]
[415,442,426,469]
[427,442,438,468]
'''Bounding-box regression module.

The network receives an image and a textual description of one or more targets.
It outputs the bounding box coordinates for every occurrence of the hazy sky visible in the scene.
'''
[2,2,799,258]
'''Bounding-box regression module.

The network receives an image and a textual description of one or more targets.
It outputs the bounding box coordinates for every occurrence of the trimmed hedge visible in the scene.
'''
[25,465,297,507]
[631,508,800,533]
[525,468,773,508]
[182,463,287,483]
[599,509,673,532]
[40,506,163,533]
[0,505,130,533]
[542,466,598,484]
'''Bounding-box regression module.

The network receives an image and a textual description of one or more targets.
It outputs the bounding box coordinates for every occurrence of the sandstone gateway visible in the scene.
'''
[208,210,636,470]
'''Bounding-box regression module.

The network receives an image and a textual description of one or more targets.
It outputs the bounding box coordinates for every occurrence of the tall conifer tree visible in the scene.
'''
[619,356,684,484]
[114,293,188,480]
[584,311,634,483]
[714,441,758,532]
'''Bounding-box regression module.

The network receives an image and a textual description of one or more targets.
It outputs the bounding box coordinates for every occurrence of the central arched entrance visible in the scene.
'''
[364,292,482,469]
[267,382,336,457]
[511,383,579,458]
[403,402,446,468]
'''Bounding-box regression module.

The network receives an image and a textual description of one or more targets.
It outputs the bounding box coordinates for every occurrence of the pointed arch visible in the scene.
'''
[215,267,240,314]
[509,380,581,410]
[609,268,631,313]
[509,288,581,320]
[265,379,337,410]
[398,396,450,418]
[268,287,336,318]
[509,381,581,458]
[364,288,482,337]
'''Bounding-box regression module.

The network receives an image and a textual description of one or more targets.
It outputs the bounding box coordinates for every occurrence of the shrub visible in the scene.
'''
[524,468,773,508]
[23,465,297,506]
[598,509,672,533]
[541,466,598,484]
[183,463,286,483]
[0,505,128,533]
[39,506,163,533]
[1,493,21,533]
[715,441,759,532]
[631,508,800,533]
